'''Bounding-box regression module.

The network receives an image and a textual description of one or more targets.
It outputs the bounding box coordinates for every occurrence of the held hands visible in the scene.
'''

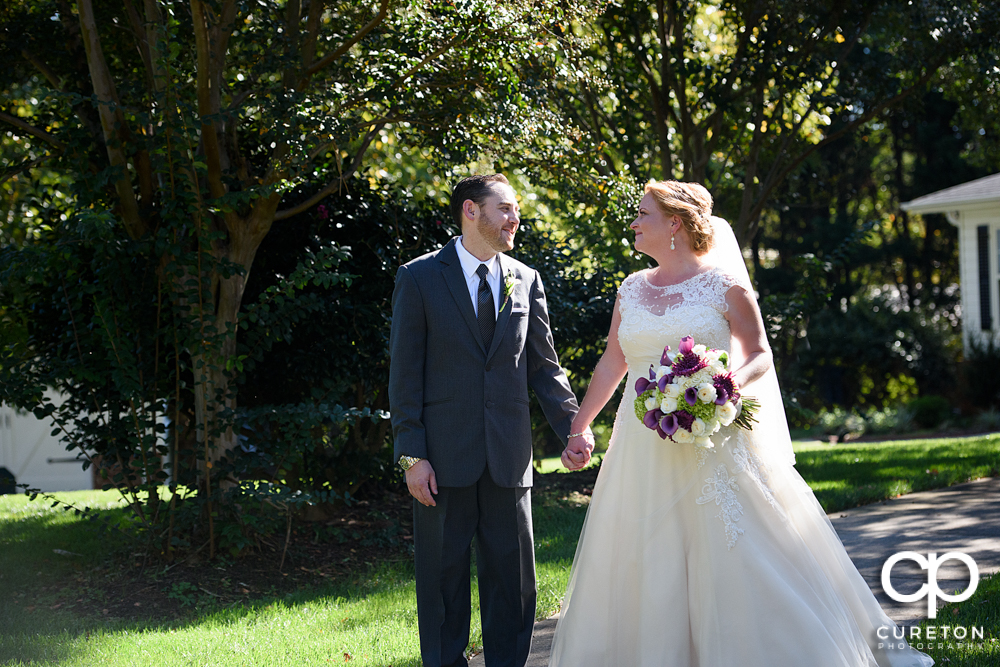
[405,459,438,507]
[562,430,596,471]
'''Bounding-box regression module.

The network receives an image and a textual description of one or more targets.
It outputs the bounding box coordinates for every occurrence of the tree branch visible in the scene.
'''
[191,0,227,201]
[306,0,390,76]
[0,111,66,150]
[273,123,385,221]
[283,0,302,89]
[77,0,146,240]
[0,152,61,187]
[301,0,325,83]
[20,50,61,89]
[122,0,154,88]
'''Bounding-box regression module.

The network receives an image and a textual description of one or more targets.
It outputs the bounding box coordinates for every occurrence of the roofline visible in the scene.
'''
[901,197,1000,214]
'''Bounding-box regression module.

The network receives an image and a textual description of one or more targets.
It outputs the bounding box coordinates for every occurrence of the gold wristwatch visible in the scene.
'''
[399,455,424,471]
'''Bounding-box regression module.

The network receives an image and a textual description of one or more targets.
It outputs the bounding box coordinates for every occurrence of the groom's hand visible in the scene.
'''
[405,460,438,507]
[562,433,595,471]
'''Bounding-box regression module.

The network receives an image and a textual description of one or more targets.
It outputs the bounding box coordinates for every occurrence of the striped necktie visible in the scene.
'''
[476,264,495,350]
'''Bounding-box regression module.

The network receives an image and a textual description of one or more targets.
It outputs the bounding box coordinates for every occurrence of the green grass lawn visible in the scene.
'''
[2,432,998,666]
[916,571,1000,665]
[792,432,1000,512]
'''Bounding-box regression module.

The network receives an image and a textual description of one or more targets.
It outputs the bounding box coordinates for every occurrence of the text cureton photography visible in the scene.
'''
[876,624,987,652]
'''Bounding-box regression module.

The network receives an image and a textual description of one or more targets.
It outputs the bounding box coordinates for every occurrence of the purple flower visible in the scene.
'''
[659,412,679,436]
[643,409,663,430]
[657,374,673,392]
[635,376,652,395]
[684,386,698,406]
[713,373,739,402]
[316,204,329,220]
[648,364,657,381]
[660,345,672,366]
[674,410,695,431]
[714,387,729,405]
[672,353,707,377]
[655,424,668,439]
[679,336,695,355]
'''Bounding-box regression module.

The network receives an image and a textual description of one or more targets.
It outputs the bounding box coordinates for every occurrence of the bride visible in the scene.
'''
[551,180,932,666]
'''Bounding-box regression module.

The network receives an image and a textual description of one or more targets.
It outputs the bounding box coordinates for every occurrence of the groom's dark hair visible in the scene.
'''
[450,174,510,227]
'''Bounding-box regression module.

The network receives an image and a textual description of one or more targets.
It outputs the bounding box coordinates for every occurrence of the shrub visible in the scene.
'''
[818,408,867,440]
[862,406,915,435]
[906,395,952,429]
[961,336,1000,410]
[973,408,1000,431]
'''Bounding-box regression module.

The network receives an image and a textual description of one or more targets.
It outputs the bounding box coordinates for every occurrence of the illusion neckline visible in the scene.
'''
[640,266,717,289]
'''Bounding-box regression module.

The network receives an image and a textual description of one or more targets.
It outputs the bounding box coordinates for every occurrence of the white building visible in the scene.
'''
[0,392,93,493]
[901,172,1000,353]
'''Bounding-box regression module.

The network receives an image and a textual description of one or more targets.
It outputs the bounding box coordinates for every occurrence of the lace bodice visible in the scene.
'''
[616,268,742,369]
[614,267,781,549]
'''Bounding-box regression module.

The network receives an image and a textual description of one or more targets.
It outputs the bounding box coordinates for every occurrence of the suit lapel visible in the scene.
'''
[440,240,488,353]
[487,253,514,361]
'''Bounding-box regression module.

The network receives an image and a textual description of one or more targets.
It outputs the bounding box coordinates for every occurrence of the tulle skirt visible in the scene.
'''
[548,403,933,667]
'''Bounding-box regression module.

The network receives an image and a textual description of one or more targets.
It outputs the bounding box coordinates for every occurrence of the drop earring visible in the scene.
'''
[670,233,675,251]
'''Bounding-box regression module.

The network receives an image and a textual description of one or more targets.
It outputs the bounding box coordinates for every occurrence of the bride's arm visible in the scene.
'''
[562,296,629,469]
[724,285,773,389]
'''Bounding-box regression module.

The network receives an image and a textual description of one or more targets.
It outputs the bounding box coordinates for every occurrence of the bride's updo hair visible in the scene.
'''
[644,180,715,253]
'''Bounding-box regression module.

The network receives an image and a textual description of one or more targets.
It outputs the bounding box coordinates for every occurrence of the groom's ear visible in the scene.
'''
[462,199,477,222]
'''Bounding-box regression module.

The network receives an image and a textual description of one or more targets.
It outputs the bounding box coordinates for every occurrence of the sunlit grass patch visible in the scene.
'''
[792,433,1000,512]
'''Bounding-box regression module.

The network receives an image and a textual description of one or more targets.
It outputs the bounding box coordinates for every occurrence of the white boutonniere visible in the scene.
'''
[499,269,520,313]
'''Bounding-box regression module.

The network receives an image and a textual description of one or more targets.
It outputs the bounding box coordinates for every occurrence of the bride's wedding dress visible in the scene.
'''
[548,268,932,667]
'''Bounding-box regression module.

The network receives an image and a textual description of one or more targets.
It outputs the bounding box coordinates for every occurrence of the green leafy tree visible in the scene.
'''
[533,0,997,245]
[0,0,602,555]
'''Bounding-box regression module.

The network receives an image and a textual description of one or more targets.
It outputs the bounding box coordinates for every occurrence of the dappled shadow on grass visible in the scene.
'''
[793,437,1000,513]
[0,471,601,665]
[532,466,598,567]
[0,490,424,666]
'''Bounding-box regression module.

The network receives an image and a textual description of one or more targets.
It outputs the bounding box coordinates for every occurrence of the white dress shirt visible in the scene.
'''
[455,236,501,317]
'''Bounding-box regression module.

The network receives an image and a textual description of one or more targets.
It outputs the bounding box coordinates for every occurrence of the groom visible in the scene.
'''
[389,174,593,667]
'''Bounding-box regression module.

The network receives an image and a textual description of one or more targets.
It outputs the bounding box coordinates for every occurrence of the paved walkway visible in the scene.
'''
[469,476,1000,666]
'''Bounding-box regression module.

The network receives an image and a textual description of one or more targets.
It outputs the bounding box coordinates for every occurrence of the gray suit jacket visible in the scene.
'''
[388,238,579,488]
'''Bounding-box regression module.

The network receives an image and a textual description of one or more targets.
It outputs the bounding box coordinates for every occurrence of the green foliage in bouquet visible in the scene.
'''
[634,388,657,422]
[734,396,761,431]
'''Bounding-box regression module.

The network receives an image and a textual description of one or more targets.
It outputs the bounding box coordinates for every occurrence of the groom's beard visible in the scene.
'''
[478,210,517,253]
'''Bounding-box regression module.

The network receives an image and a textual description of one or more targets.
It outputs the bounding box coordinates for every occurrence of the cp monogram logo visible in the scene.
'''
[881,551,979,619]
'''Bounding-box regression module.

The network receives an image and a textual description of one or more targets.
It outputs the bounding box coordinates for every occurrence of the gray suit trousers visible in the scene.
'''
[413,469,535,667]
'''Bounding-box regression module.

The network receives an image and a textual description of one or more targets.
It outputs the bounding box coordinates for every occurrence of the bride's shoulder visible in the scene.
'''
[703,266,745,291]
[617,271,647,295]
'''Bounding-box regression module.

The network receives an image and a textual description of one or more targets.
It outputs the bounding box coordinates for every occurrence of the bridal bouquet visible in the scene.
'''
[633,336,758,449]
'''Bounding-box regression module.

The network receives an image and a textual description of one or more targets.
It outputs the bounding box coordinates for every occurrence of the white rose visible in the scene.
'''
[697,383,718,404]
[655,365,671,380]
[644,396,658,411]
[693,344,707,355]
[709,361,725,375]
[694,436,714,449]
[705,419,720,434]
[716,401,738,426]
[660,396,678,413]
[690,418,707,435]
[663,384,681,399]
[673,428,694,443]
